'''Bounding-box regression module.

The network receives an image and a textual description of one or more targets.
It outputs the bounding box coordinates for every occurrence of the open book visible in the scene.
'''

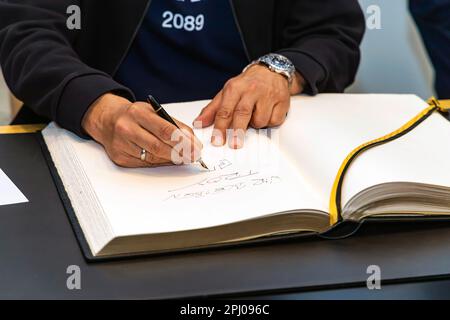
[42,94,450,259]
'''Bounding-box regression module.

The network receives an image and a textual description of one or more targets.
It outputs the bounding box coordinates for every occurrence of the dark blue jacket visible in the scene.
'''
[0,0,365,137]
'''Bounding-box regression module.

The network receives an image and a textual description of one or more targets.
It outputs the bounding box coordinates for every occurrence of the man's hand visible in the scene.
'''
[82,93,202,168]
[194,65,305,149]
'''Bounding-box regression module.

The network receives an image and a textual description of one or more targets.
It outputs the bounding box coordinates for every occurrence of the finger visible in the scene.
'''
[269,100,290,127]
[230,96,257,149]
[110,153,146,168]
[132,102,200,163]
[194,91,222,128]
[133,104,201,161]
[107,147,168,168]
[250,98,273,129]
[107,130,172,166]
[173,120,204,163]
[119,154,170,168]
[131,126,174,161]
[125,141,173,166]
[132,103,180,147]
[212,86,242,146]
[133,125,196,164]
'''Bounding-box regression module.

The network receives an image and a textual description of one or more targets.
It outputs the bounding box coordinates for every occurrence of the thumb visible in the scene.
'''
[194,92,222,128]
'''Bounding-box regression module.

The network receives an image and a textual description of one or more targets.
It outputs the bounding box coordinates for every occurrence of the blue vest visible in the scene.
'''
[115,0,249,103]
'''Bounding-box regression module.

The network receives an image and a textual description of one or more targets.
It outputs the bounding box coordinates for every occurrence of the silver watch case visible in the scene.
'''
[254,53,295,85]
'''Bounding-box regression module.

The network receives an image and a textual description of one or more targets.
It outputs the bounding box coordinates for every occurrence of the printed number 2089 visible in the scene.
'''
[162,11,205,31]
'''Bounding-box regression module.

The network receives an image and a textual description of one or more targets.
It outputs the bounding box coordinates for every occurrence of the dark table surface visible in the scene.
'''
[250,279,450,299]
[1,133,450,299]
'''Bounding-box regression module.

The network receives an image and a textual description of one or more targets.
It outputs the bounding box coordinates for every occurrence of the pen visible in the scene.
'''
[147,95,209,170]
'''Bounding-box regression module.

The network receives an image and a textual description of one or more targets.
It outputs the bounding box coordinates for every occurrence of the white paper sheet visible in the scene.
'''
[0,169,28,206]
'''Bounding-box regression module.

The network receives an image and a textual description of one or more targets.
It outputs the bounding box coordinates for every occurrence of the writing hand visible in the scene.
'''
[82,93,202,168]
[194,65,305,149]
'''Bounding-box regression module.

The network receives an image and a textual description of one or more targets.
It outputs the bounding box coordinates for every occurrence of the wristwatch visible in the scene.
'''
[244,53,296,86]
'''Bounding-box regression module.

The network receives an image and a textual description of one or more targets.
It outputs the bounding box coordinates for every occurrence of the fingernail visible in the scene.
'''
[193,119,203,129]
[230,135,243,149]
[211,133,223,146]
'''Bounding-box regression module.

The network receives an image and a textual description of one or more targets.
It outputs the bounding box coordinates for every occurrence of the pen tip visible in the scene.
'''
[199,159,209,170]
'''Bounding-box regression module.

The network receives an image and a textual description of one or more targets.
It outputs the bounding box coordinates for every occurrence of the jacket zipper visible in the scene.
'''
[112,0,152,76]
[229,0,251,62]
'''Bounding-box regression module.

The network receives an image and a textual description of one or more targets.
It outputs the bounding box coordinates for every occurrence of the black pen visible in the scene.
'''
[147,95,209,170]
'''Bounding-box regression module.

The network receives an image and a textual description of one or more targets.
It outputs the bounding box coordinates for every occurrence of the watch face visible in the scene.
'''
[262,54,295,75]
[271,55,288,69]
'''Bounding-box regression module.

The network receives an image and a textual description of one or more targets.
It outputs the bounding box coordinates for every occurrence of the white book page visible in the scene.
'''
[279,94,433,210]
[0,168,28,206]
[48,100,324,238]
[342,112,450,205]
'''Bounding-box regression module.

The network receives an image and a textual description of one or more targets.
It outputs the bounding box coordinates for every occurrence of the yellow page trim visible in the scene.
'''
[0,124,46,134]
[329,98,449,225]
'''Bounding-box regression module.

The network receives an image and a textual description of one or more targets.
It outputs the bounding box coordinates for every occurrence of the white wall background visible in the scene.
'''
[0,0,437,124]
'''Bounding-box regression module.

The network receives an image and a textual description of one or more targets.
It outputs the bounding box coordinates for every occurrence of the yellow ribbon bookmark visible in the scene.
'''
[329,98,450,225]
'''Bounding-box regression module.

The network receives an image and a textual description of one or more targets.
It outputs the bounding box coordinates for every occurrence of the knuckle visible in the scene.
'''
[270,89,283,99]
[247,81,258,92]
[224,79,238,93]
[114,118,130,136]
[145,152,157,164]
[251,119,267,129]
[149,140,162,156]
[216,108,233,120]
[159,124,175,141]
[250,116,267,129]
[127,103,140,116]
[269,115,286,127]
[225,78,235,88]
[234,104,253,117]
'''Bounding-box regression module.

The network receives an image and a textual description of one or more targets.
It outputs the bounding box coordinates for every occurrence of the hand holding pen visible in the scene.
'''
[82,93,205,168]
[147,95,209,169]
